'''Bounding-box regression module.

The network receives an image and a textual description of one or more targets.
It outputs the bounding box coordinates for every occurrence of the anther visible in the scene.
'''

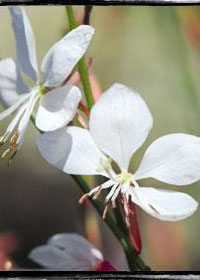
[0,138,5,147]
[2,148,11,159]
[10,131,19,149]
[93,185,102,200]
[79,193,88,204]
[0,132,9,147]
[103,201,109,219]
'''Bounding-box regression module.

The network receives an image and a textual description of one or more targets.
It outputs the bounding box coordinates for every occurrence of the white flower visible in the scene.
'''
[29,233,103,271]
[0,7,94,160]
[37,83,200,221]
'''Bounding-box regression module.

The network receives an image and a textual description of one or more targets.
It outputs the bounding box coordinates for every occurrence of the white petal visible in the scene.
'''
[37,127,109,177]
[35,85,81,132]
[134,133,200,186]
[89,83,153,170]
[41,25,94,87]
[9,7,38,82]
[29,233,103,271]
[130,187,198,221]
[36,127,71,171]
[0,58,29,108]
[49,233,103,264]
[29,245,71,269]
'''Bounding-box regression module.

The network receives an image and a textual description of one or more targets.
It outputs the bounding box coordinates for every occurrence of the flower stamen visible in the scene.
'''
[10,131,19,149]
[93,185,102,200]
[79,193,89,204]
[0,132,9,147]
[2,148,11,159]
[102,201,109,219]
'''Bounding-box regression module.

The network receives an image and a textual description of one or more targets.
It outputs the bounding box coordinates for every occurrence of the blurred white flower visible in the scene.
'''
[37,83,200,222]
[0,7,94,160]
[29,233,104,271]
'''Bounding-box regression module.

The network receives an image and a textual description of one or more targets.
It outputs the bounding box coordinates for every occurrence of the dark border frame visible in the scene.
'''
[0,0,200,6]
[0,1,200,278]
[0,271,199,278]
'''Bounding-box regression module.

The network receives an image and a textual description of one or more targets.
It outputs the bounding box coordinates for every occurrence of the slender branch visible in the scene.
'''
[113,200,127,235]
[83,6,93,25]
[66,6,94,111]
[66,6,76,30]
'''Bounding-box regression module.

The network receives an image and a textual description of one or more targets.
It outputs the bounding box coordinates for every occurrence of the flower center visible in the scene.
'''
[115,171,133,185]
[33,85,46,96]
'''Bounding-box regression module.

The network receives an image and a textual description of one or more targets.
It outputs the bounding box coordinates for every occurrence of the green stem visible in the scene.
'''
[113,200,127,235]
[66,6,76,30]
[66,6,94,110]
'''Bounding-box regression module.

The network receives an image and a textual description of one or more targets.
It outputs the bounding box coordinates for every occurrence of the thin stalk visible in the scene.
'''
[83,6,93,25]
[66,6,94,110]
[66,6,76,30]
[113,200,127,235]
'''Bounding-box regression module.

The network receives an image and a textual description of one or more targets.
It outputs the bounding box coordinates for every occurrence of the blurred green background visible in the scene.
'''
[0,5,200,271]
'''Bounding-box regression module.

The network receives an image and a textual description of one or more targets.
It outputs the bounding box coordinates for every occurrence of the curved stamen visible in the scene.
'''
[105,183,118,202]
[0,131,9,147]
[93,185,103,200]
[0,94,29,121]
[79,179,115,204]
[16,92,39,148]
[103,201,109,219]
[0,103,27,161]
[111,186,121,208]
[79,193,88,204]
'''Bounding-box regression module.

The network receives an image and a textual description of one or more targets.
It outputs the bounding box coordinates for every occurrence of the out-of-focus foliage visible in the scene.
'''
[0,6,200,270]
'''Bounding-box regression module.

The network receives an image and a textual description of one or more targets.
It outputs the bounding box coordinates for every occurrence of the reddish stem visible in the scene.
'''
[128,201,142,254]
[78,101,90,116]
